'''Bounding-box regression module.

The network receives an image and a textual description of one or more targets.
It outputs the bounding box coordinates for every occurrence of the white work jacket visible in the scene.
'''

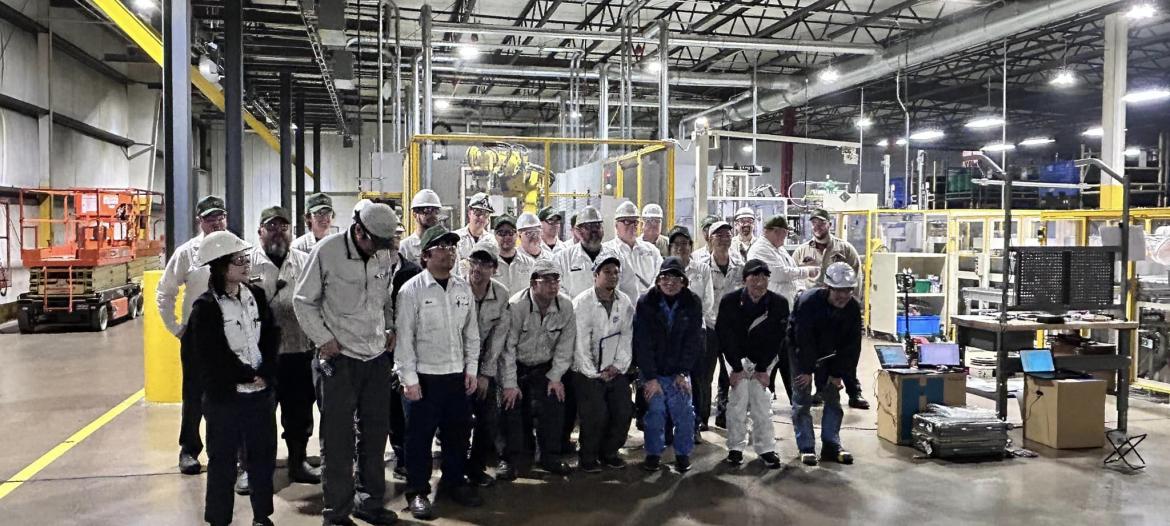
[249,247,311,354]
[293,230,395,361]
[571,288,634,379]
[399,232,423,266]
[731,234,756,261]
[501,288,577,389]
[603,237,662,301]
[215,287,264,393]
[292,231,327,254]
[707,251,746,325]
[157,233,211,337]
[393,270,481,386]
[494,250,536,294]
[684,258,715,329]
[745,237,807,304]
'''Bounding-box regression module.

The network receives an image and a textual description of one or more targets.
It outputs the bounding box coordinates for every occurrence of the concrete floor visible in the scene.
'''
[2,319,1169,525]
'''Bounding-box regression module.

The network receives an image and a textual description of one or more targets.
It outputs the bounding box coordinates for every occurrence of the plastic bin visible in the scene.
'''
[896,314,941,337]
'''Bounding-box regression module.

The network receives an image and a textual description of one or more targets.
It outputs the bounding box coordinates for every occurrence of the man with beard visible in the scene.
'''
[400,189,444,265]
[791,209,867,410]
[249,206,321,485]
[730,207,758,260]
[604,202,662,302]
[157,195,230,477]
[517,212,554,261]
[292,193,335,253]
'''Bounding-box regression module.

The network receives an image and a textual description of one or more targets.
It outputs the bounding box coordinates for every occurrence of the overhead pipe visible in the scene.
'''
[717,0,1124,124]
[426,63,796,89]
[377,0,384,154]
[429,21,880,55]
[657,19,669,140]
[421,3,433,187]
[598,63,609,161]
[392,0,402,151]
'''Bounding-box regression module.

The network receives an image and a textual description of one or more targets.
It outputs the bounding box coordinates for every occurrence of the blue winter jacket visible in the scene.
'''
[632,286,704,381]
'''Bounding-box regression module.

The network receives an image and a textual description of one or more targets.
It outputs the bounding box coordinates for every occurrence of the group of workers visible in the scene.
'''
[158,190,865,526]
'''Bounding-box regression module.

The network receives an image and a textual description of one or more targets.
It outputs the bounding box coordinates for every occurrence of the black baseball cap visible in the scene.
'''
[743,259,771,278]
[658,257,687,279]
[810,208,832,222]
[260,206,291,225]
[667,225,692,243]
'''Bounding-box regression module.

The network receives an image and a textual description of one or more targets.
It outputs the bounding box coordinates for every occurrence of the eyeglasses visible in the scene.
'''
[642,219,662,226]
[262,223,290,233]
[577,223,602,232]
[310,210,334,219]
[711,231,733,239]
[469,259,496,269]
[495,229,517,237]
[534,276,561,284]
[469,209,490,218]
[203,213,227,223]
[657,275,684,285]
[229,255,250,267]
[426,244,457,253]
[617,219,639,227]
[543,218,563,225]
[520,230,541,239]
[415,207,440,216]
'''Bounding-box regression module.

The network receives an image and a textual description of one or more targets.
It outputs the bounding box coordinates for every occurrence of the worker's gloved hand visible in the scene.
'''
[403,383,422,401]
[547,381,566,402]
[643,378,663,400]
[729,370,747,388]
[319,339,342,359]
[502,387,522,410]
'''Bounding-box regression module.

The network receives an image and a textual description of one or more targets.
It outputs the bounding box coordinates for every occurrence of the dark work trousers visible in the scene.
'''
[317,353,392,522]
[179,330,204,456]
[842,371,863,399]
[561,373,578,450]
[572,372,633,464]
[203,390,277,526]
[768,340,795,401]
[503,362,565,464]
[389,373,406,462]
[403,373,472,497]
[715,337,730,422]
[693,329,720,429]
[276,352,315,457]
[468,376,502,475]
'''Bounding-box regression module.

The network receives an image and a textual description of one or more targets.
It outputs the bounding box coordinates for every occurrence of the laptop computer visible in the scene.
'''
[875,344,910,369]
[918,342,962,368]
[1020,348,1088,380]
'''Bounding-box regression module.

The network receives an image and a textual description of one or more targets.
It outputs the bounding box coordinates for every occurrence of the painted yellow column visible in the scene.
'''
[142,270,182,403]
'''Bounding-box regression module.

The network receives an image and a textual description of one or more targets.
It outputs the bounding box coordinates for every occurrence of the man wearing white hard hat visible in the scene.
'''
[157,195,228,477]
[788,262,861,467]
[603,201,662,301]
[187,230,281,526]
[293,201,402,526]
[456,192,498,264]
[555,205,630,298]
[640,203,669,257]
[517,212,553,261]
[730,207,758,260]
[400,189,444,265]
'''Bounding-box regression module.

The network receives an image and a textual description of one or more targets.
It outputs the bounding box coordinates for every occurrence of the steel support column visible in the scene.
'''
[295,93,306,236]
[163,0,192,255]
[598,63,609,162]
[1101,13,1127,210]
[781,109,795,195]
[280,70,293,214]
[313,123,322,193]
[657,19,669,140]
[420,4,434,187]
[224,0,244,234]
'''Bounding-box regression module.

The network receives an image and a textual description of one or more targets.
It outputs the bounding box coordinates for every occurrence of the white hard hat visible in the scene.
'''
[411,189,442,209]
[824,262,858,289]
[734,207,755,220]
[468,192,495,212]
[353,198,372,214]
[614,201,640,219]
[575,206,604,225]
[198,231,252,265]
[642,203,664,219]
[516,212,541,231]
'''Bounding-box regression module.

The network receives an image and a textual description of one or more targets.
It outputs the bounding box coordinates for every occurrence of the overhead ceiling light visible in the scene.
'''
[434,99,451,110]
[1125,147,1141,157]
[132,0,155,11]
[896,138,908,146]
[742,144,755,153]
[981,142,1016,152]
[855,117,873,129]
[965,116,1005,129]
[457,44,479,60]
[817,68,841,84]
[645,61,662,74]
[1019,137,1056,146]
[1123,88,1170,103]
[876,139,889,147]
[1082,126,1104,137]
[1050,69,1077,87]
[909,129,945,141]
[1126,3,1157,20]
[568,110,583,120]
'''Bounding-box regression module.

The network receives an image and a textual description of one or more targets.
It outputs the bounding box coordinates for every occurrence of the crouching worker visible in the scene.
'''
[188,231,279,526]
[571,251,635,472]
[716,259,788,469]
[789,262,861,466]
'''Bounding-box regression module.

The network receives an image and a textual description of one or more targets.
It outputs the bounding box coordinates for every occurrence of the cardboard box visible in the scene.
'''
[876,370,966,445]
[1023,377,1106,449]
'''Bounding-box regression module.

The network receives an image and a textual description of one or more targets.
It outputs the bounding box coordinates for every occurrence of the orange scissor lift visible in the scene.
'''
[17,188,163,333]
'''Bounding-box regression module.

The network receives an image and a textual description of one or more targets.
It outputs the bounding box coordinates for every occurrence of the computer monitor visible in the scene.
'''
[918,343,961,367]
[875,344,910,369]
[1020,349,1055,374]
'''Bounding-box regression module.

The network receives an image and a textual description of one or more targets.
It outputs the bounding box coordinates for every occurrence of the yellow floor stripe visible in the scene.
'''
[0,388,145,501]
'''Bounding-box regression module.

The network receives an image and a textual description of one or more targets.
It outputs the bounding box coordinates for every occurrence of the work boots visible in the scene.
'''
[288,444,322,484]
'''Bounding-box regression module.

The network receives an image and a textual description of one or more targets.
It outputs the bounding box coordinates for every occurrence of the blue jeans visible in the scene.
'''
[790,366,843,454]
[643,376,695,457]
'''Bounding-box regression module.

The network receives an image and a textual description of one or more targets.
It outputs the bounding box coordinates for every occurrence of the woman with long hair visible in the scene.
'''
[188,230,280,526]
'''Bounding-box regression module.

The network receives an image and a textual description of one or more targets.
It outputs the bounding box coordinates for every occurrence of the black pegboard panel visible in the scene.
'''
[1010,246,1117,311]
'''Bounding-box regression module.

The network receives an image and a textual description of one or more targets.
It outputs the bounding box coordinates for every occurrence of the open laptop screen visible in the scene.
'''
[1020,349,1055,373]
[875,344,909,368]
[918,343,961,367]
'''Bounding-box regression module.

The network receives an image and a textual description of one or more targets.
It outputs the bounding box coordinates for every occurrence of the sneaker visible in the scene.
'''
[724,450,744,466]
[179,452,201,475]
[760,452,782,469]
[467,470,495,487]
[579,460,603,473]
[407,494,434,521]
[641,455,661,472]
[495,460,517,481]
[234,471,251,495]
[289,460,322,484]
[800,453,818,466]
[601,456,626,470]
[822,448,854,465]
[252,518,275,526]
[353,507,399,525]
[445,485,484,508]
[540,459,572,476]
[675,455,691,473]
[848,395,870,410]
